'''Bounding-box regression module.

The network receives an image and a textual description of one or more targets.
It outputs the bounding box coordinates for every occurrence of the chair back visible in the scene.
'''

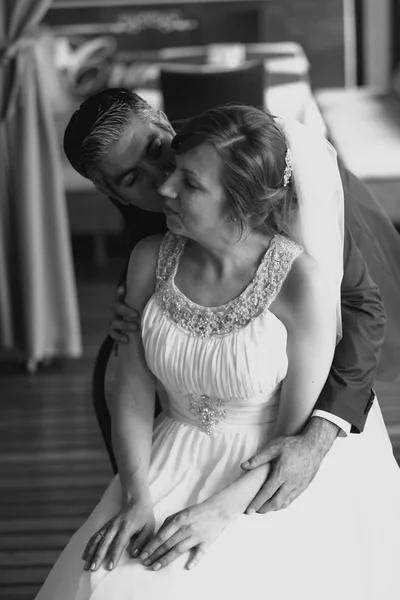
[92,335,118,474]
[160,60,265,122]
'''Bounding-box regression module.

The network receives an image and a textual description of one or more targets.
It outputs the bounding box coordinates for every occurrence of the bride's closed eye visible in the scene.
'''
[183,177,198,191]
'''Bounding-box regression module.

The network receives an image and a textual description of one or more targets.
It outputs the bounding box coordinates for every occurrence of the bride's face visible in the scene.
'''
[158,143,230,241]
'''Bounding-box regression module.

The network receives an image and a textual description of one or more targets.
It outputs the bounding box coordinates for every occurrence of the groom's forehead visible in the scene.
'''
[100,120,156,176]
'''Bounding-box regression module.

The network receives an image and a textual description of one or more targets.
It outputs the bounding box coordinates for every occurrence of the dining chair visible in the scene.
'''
[160,60,265,122]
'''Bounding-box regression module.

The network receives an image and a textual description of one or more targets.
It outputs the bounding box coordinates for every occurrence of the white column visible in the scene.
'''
[343,0,358,87]
[363,0,392,89]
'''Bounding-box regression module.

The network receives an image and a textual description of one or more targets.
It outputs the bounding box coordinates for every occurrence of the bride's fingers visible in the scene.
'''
[185,542,208,570]
[129,522,154,558]
[106,527,136,570]
[139,517,179,561]
[142,530,190,566]
[83,527,113,571]
[147,536,195,570]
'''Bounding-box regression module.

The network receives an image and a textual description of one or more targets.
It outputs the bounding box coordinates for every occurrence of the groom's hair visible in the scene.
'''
[63,88,174,184]
[172,104,297,237]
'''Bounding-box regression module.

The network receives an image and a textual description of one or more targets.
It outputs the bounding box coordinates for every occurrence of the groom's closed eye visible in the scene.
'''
[125,169,139,187]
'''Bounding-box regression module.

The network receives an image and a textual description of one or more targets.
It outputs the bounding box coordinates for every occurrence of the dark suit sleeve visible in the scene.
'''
[107,199,167,285]
[314,225,386,432]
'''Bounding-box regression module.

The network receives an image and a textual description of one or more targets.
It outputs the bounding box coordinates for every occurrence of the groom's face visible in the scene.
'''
[97,118,175,213]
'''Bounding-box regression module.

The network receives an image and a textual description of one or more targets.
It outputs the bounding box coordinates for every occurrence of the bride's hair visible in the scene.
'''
[172,104,297,237]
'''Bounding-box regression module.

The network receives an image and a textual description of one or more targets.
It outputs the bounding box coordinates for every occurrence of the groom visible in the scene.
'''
[64,88,393,514]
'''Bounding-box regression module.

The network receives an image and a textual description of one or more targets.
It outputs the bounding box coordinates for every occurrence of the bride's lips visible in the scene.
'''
[164,205,178,216]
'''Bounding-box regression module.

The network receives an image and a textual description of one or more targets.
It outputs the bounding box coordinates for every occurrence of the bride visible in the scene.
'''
[36,105,400,600]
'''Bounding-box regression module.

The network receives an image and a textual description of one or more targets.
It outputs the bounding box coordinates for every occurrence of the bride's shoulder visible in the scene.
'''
[126,234,165,310]
[275,251,332,323]
[128,233,165,270]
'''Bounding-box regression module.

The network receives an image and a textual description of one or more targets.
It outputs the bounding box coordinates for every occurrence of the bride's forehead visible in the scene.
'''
[176,144,223,177]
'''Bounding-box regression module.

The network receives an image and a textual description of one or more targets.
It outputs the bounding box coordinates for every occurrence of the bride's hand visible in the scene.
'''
[82,501,155,572]
[139,496,233,571]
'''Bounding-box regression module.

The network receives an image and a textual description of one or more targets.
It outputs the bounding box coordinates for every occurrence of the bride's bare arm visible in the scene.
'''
[82,234,162,572]
[210,253,338,514]
[111,235,163,503]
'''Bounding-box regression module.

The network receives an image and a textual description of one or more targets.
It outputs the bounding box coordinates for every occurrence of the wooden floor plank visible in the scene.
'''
[0,533,73,551]
[0,585,42,600]
[0,551,62,567]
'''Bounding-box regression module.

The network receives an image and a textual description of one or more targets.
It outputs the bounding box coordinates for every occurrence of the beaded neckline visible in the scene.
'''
[154,231,302,337]
[170,234,277,312]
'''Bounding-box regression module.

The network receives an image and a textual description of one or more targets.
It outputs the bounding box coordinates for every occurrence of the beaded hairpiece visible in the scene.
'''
[283,148,293,187]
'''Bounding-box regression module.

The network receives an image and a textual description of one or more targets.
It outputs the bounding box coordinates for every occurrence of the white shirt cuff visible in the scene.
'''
[312,410,351,437]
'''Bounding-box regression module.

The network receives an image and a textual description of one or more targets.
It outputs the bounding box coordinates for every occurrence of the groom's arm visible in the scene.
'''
[242,225,385,514]
[313,224,386,433]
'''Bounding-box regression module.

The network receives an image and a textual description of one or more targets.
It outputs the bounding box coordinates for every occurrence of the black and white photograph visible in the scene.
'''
[1,1,400,598]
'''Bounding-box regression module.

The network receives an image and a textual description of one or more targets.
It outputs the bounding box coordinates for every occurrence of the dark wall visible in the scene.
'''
[263,0,346,88]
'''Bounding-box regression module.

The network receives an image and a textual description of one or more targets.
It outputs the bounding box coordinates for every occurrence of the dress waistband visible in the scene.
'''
[158,386,280,435]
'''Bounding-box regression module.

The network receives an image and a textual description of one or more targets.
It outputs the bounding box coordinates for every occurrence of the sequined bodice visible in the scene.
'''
[153,232,302,337]
[141,232,302,434]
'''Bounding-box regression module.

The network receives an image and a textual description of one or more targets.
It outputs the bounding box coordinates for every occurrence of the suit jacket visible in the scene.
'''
[110,165,399,433]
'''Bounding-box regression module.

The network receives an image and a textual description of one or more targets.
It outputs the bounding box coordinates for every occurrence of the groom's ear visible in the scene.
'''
[93,179,108,197]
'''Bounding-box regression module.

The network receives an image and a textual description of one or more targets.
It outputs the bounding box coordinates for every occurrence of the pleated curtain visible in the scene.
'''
[0,0,82,371]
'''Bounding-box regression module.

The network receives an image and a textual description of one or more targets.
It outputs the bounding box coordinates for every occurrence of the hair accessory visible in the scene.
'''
[283,148,293,187]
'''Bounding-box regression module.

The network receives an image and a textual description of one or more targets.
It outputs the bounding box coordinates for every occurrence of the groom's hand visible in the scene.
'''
[241,417,340,514]
[109,282,141,347]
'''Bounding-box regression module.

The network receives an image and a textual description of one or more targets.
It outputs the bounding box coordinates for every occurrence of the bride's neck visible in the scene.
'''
[188,230,274,278]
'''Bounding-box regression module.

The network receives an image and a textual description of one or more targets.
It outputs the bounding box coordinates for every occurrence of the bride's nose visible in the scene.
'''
[158,172,178,199]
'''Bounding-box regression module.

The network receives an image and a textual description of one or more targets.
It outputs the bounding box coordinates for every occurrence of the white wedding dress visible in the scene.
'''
[36,233,400,600]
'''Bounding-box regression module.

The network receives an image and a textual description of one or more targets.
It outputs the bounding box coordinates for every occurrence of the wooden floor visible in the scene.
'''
[1,254,399,600]
[0,258,120,599]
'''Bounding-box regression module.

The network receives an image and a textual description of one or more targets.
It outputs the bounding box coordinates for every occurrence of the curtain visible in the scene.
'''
[0,0,82,370]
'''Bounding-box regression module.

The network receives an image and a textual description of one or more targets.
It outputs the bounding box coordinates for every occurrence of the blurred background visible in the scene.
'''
[1,1,399,597]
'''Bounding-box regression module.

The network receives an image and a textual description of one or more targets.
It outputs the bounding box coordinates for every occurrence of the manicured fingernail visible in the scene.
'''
[108,561,114,570]
[140,552,148,560]
[187,562,194,570]
[241,461,249,468]
[247,507,255,515]
[132,549,139,558]
[90,562,97,571]
[143,559,151,566]
[153,562,161,571]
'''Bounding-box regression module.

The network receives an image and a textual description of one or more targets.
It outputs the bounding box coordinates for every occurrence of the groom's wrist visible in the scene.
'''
[302,416,340,460]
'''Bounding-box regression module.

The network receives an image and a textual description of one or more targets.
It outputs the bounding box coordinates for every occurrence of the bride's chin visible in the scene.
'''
[166,214,183,234]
